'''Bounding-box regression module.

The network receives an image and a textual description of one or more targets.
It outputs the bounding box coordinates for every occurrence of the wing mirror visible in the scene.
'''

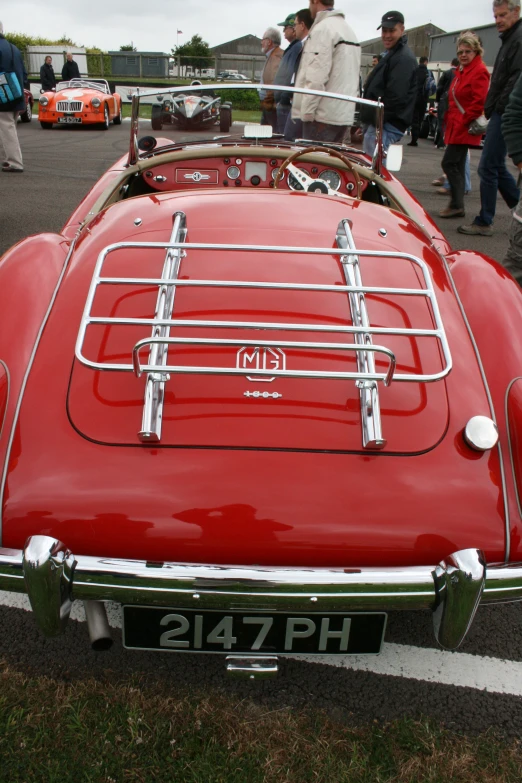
[386,144,403,172]
[137,136,158,151]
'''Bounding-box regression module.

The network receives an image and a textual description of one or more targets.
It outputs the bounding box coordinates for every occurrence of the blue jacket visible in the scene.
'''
[273,39,302,106]
[0,35,27,113]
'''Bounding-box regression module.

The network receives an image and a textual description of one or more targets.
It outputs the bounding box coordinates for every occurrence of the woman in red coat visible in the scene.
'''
[439,32,490,218]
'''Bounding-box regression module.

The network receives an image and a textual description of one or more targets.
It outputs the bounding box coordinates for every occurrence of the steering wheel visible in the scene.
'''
[273,145,362,199]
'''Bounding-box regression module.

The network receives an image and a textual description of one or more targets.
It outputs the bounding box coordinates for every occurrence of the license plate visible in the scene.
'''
[58,116,81,123]
[123,607,386,655]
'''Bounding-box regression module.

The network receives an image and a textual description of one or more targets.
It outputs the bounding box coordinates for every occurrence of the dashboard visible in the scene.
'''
[140,155,365,196]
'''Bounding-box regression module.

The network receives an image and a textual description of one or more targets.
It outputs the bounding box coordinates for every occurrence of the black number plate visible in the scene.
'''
[123,607,386,655]
[58,116,81,123]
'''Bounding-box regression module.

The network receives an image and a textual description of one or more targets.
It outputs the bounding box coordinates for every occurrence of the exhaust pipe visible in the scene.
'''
[84,600,113,651]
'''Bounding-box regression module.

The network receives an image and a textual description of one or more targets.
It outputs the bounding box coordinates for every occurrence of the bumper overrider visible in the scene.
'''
[1,536,522,652]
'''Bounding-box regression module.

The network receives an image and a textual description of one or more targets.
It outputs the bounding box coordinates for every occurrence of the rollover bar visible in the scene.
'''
[1,538,522,650]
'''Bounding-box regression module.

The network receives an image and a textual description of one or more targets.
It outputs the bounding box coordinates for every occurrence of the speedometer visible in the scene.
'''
[287,169,305,191]
[317,169,341,191]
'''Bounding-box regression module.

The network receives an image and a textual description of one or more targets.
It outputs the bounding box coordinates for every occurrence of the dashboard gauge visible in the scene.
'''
[317,169,341,191]
[271,167,284,182]
[226,165,241,180]
[287,169,306,191]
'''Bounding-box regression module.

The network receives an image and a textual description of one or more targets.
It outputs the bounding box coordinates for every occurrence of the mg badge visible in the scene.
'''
[183,171,211,182]
[237,346,286,383]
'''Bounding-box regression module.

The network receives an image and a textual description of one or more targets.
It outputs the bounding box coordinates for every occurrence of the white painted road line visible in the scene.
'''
[2,591,522,696]
[295,644,522,697]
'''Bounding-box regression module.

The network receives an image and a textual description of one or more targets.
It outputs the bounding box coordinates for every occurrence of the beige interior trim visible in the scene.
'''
[81,145,427,237]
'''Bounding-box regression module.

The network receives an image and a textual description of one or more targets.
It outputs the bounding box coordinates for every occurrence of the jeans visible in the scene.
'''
[474,111,519,227]
[276,104,291,135]
[444,149,471,192]
[363,123,404,157]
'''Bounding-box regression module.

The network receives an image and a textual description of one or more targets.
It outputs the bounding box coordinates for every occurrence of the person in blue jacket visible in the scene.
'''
[273,14,303,134]
[0,21,27,172]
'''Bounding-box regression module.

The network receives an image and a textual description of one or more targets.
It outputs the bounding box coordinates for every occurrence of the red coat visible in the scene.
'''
[444,55,490,147]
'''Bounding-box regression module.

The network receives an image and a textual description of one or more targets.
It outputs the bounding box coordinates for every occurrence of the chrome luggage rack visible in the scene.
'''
[75,211,452,449]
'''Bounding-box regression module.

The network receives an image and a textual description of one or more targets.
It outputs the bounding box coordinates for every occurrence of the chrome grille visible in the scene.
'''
[56,101,83,112]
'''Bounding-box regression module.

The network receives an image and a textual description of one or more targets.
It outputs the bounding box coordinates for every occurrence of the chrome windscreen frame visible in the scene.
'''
[127,83,384,173]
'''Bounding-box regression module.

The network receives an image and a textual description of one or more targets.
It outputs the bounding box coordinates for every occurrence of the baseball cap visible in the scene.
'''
[378,11,405,29]
[278,13,296,26]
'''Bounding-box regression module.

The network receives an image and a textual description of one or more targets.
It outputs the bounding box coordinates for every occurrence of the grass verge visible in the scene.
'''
[0,661,521,782]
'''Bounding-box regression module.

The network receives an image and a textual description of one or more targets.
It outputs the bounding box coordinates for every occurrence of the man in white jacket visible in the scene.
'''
[291,0,360,142]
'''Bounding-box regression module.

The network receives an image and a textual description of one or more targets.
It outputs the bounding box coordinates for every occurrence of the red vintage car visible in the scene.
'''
[38,78,122,129]
[0,85,521,674]
[17,88,34,123]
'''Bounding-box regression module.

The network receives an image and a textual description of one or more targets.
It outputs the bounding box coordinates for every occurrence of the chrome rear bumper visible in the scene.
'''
[1,536,522,650]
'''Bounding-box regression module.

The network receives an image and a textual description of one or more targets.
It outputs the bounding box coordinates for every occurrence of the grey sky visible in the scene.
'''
[1,1,496,53]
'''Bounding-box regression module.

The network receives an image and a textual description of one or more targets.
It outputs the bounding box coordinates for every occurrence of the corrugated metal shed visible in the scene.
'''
[429,23,500,67]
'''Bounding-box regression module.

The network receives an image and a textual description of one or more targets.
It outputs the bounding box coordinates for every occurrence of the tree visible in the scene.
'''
[172,34,212,75]
[120,44,137,51]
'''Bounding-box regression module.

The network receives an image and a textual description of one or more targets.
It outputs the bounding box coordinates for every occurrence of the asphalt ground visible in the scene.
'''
[0,119,521,736]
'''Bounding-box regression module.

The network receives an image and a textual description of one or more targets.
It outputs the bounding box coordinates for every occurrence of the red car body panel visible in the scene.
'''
[0,187,509,568]
[448,250,522,560]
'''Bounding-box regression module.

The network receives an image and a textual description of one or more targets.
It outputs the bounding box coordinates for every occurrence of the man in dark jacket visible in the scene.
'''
[459,0,522,236]
[408,56,430,146]
[0,22,27,172]
[40,55,56,92]
[501,72,522,284]
[273,14,302,134]
[361,10,417,157]
[434,57,458,148]
[61,53,81,81]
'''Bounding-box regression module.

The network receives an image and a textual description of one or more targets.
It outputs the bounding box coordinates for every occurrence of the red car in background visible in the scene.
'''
[17,88,33,123]
[0,84,521,675]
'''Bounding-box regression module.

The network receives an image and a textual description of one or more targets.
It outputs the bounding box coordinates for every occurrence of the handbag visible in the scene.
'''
[468,115,489,136]
[0,43,23,107]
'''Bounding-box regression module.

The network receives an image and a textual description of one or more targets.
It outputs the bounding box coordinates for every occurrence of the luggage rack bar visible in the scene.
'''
[75,218,452,449]
[138,211,186,442]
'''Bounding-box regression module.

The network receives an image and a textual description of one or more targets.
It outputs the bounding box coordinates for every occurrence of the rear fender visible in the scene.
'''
[448,251,522,557]
[0,234,69,472]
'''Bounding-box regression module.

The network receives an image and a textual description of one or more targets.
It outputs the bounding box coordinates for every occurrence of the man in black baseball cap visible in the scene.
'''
[377,11,405,29]
[360,9,417,157]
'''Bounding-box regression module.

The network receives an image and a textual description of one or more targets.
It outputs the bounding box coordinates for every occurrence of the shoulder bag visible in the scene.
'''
[0,43,23,107]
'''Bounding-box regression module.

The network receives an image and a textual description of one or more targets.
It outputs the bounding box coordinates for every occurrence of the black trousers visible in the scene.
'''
[410,98,426,144]
[441,144,469,209]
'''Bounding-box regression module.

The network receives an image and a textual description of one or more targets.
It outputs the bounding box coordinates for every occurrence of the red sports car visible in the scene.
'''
[17,88,33,123]
[0,84,521,673]
[38,78,122,129]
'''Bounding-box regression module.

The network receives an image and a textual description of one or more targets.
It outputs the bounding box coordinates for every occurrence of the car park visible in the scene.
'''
[1,84,522,675]
[38,78,123,130]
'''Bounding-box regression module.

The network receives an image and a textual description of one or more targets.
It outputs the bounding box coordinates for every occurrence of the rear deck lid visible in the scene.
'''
[68,190,451,453]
